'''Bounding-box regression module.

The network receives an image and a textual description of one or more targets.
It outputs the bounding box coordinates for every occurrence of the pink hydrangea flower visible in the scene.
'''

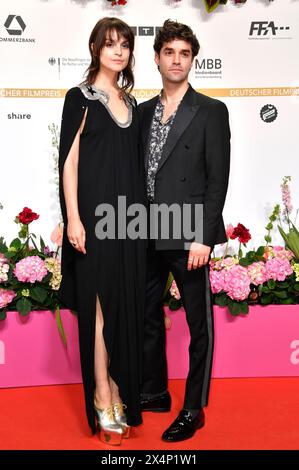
[0,288,16,309]
[0,253,8,263]
[272,246,294,261]
[0,255,10,282]
[170,280,181,300]
[14,256,48,283]
[210,269,226,293]
[247,261,268,286]
[265,257,293,282]
[221,257,239,270]
[212,256,239,271]
[225,265,251,301]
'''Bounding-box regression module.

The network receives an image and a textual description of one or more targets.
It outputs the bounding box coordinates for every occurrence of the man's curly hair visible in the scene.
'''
[154,19,200,58]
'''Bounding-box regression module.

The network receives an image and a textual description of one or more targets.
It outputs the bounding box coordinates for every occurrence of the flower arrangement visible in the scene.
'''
[210,241,298,315]
[106,0,127,6]
[203,0,274,13]
[0,207,67,343]
[277,176,299,259]
[165,176,299,316]
[103,0,274,11]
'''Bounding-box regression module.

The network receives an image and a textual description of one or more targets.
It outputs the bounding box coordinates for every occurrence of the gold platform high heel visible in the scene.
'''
[113,402,131,439]
[94,404,123,445]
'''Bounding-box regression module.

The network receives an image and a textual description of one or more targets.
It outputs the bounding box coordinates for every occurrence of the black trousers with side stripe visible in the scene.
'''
[142,239,214,410]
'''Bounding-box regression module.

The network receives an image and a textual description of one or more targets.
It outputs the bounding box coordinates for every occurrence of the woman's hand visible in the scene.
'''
[67,217,86,254]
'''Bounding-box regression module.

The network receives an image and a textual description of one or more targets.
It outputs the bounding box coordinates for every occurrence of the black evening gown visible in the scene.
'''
[57,83,146,433]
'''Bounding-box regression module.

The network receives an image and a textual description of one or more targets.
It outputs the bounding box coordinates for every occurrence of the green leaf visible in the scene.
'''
[215,293,229,306]
[267,279,276,290]
[204,0,221,13]
[16,298,32,316]
[30,286,48,303]
[293,283,299,292]
[261,286,270,293]
[228,302,242,316]
[273,290,288,299]
[0,236,8,252]
[168,298,182,311]
[256,246,265,256]
[163,272,173,300]
[290,221,299,237]
[277,225,288,243]
[280,298,293,304]
[40,236,46,251]
[29,236,39,252]
[55,305,67,346]
[278,282,289,289]
[239,302,249,314]
[278,225,299,258]
[239,258,251,267]
[260,295,273,305]
[9,238,22,250]
[0,309,7,320]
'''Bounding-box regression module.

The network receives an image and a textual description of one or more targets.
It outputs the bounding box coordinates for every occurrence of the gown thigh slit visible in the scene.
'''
[57,84,146,434]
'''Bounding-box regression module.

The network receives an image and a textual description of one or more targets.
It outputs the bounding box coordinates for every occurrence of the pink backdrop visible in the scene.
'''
[0,305,299,388]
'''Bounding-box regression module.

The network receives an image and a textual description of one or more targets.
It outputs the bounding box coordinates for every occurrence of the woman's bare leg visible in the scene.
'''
[109,375,121,404]
[94,294,112,409]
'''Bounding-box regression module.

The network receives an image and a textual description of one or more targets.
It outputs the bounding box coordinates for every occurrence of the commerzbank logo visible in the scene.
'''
[4,14,26,35]
[0,14,35,43]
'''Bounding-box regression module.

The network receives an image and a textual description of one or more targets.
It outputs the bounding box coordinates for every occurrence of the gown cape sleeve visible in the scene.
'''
[58,86,87,227]
[57,86,87,310]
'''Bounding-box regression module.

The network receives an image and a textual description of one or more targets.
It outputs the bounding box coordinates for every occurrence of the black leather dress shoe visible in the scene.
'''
[162,408,205,442]
[140,391,171,412]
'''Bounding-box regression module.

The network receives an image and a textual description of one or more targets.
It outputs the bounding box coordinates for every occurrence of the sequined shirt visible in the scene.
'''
[146,93,179,201]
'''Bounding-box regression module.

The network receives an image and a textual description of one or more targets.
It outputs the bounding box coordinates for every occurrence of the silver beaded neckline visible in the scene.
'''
[78,82,133,128]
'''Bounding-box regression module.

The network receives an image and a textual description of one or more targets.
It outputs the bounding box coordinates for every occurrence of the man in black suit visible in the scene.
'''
[138,20,230,442]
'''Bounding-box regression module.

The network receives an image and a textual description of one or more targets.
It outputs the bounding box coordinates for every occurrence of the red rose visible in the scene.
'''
[117,0,127,4]
[17,207,39,225]
[230,223,251,244]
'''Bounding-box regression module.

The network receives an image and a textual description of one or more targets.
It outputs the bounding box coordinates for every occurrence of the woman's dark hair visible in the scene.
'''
[84,17,135,95]
[154,19,200,58]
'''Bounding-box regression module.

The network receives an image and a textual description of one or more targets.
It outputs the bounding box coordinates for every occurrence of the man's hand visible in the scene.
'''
[187,242,211,271]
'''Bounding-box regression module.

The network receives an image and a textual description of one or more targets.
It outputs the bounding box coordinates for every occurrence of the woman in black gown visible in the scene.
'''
[57,17,146,445]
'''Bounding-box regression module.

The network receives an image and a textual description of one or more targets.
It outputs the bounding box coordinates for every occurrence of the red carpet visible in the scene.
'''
[0,378,298,450]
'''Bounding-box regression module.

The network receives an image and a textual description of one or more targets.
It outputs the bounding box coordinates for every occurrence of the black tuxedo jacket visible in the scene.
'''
[138,84,231,250]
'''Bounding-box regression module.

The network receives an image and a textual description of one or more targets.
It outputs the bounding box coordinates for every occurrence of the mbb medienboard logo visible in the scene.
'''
[249,21,291,40]
[0,14,35,42]
[194,58,222,80]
